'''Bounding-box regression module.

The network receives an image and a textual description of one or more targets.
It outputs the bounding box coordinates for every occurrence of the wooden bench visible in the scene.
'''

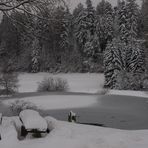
[0,113,2,125]
[0,113,2,140]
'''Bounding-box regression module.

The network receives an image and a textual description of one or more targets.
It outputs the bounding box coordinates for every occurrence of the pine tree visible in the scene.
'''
[74,0,96,55]
[126,40,145,73]
[96,0,112,16]
[31,38,41,73]
[141,0,148,36]
[141,0,148,72]
[73,3,84,18]
[117,0,128,42]
[84,33,100,59]
[126,0,139,41]
[104,38,127,88]
[96,12,114,51]
[125,0,144,73]
[85,0,96,36]
[60,8,72,50]
[104,40,116,88]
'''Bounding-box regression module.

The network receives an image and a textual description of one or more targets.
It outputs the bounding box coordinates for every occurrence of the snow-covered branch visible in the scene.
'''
[0,0,32,11]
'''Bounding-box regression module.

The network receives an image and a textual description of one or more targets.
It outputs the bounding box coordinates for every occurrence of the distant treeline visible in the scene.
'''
[0,0,147,77]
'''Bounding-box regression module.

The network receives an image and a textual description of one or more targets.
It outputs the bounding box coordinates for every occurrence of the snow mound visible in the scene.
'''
[45,116,57,131]
[0,117,18,141]
[19,110,47,131]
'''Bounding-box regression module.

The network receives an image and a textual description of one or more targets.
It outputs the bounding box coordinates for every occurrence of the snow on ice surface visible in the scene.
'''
[1,117,148,148]
[19,110,47,130]
[18,73,104,93]
[108,90,148,98]
[4,95,98,110]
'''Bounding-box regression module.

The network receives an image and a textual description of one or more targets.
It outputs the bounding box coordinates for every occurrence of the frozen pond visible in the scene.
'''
[1,93,148,130]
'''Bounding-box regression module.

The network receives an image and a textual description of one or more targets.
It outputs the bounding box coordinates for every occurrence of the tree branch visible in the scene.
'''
[0,0,32,11]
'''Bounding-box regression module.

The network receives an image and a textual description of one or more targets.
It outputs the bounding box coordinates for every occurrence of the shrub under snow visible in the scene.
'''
[37,77,69,92]
[10,100,37,115]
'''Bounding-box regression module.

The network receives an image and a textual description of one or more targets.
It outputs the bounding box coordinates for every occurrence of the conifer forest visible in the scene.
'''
[0,0,148,90]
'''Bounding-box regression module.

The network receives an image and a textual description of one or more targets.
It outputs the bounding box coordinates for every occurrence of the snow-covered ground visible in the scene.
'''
[108,90,148,98]
[0,116,148,148]
[1,72,148,147]
[18,72,148,97]
[18,73,148,98]
[18,73,104,93]
[1,72,148,130]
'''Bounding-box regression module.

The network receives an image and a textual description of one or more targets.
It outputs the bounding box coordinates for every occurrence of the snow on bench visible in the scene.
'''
[19,110,48,131]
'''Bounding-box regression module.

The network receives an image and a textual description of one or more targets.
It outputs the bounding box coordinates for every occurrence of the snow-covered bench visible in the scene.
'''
[19,110,49,137]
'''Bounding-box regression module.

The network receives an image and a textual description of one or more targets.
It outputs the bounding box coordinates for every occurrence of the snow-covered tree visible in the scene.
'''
[141,0,148,35]
[84,33,100,59]
[60,8,72,50]
[141,0,148,72]
[95,0,114,52]
[96,0,112,16]
[126,40,145,73]
[31,38,41,73]
[126,0,139,41]
[117,0,128,42]
[85,0,96,36]
[96,12,114,51]
[74,0,96,55]
[124,0,144,73]
[104,38,127,88]
[73,3,84,18]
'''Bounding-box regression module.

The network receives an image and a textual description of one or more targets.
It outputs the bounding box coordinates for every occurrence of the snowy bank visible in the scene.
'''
[108,90,148,98]
[0,117,148,148]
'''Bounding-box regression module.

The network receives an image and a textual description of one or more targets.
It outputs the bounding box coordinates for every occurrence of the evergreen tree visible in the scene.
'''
[84,33,100,60]
[141,0,148,36]
[126,0,139,41]
[104,38,127,88]
[74,0,96,55]
[96,0,112,16]
[141,0,148,72]
[126,40,145,73]
[125,0,144,73]
[85,0,96,36]
[117,0,128,42]
[96,11,114,51]
[60,8,72,50]
[73,3,84,18]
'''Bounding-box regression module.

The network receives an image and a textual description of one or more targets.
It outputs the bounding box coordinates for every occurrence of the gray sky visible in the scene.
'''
[68,0,142,11]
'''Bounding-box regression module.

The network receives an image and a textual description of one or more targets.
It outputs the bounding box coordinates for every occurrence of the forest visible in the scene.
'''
[0,0,148,90]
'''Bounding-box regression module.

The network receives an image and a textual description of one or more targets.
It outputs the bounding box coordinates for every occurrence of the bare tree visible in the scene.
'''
[0,0,68,39]
[0,0,67,16]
